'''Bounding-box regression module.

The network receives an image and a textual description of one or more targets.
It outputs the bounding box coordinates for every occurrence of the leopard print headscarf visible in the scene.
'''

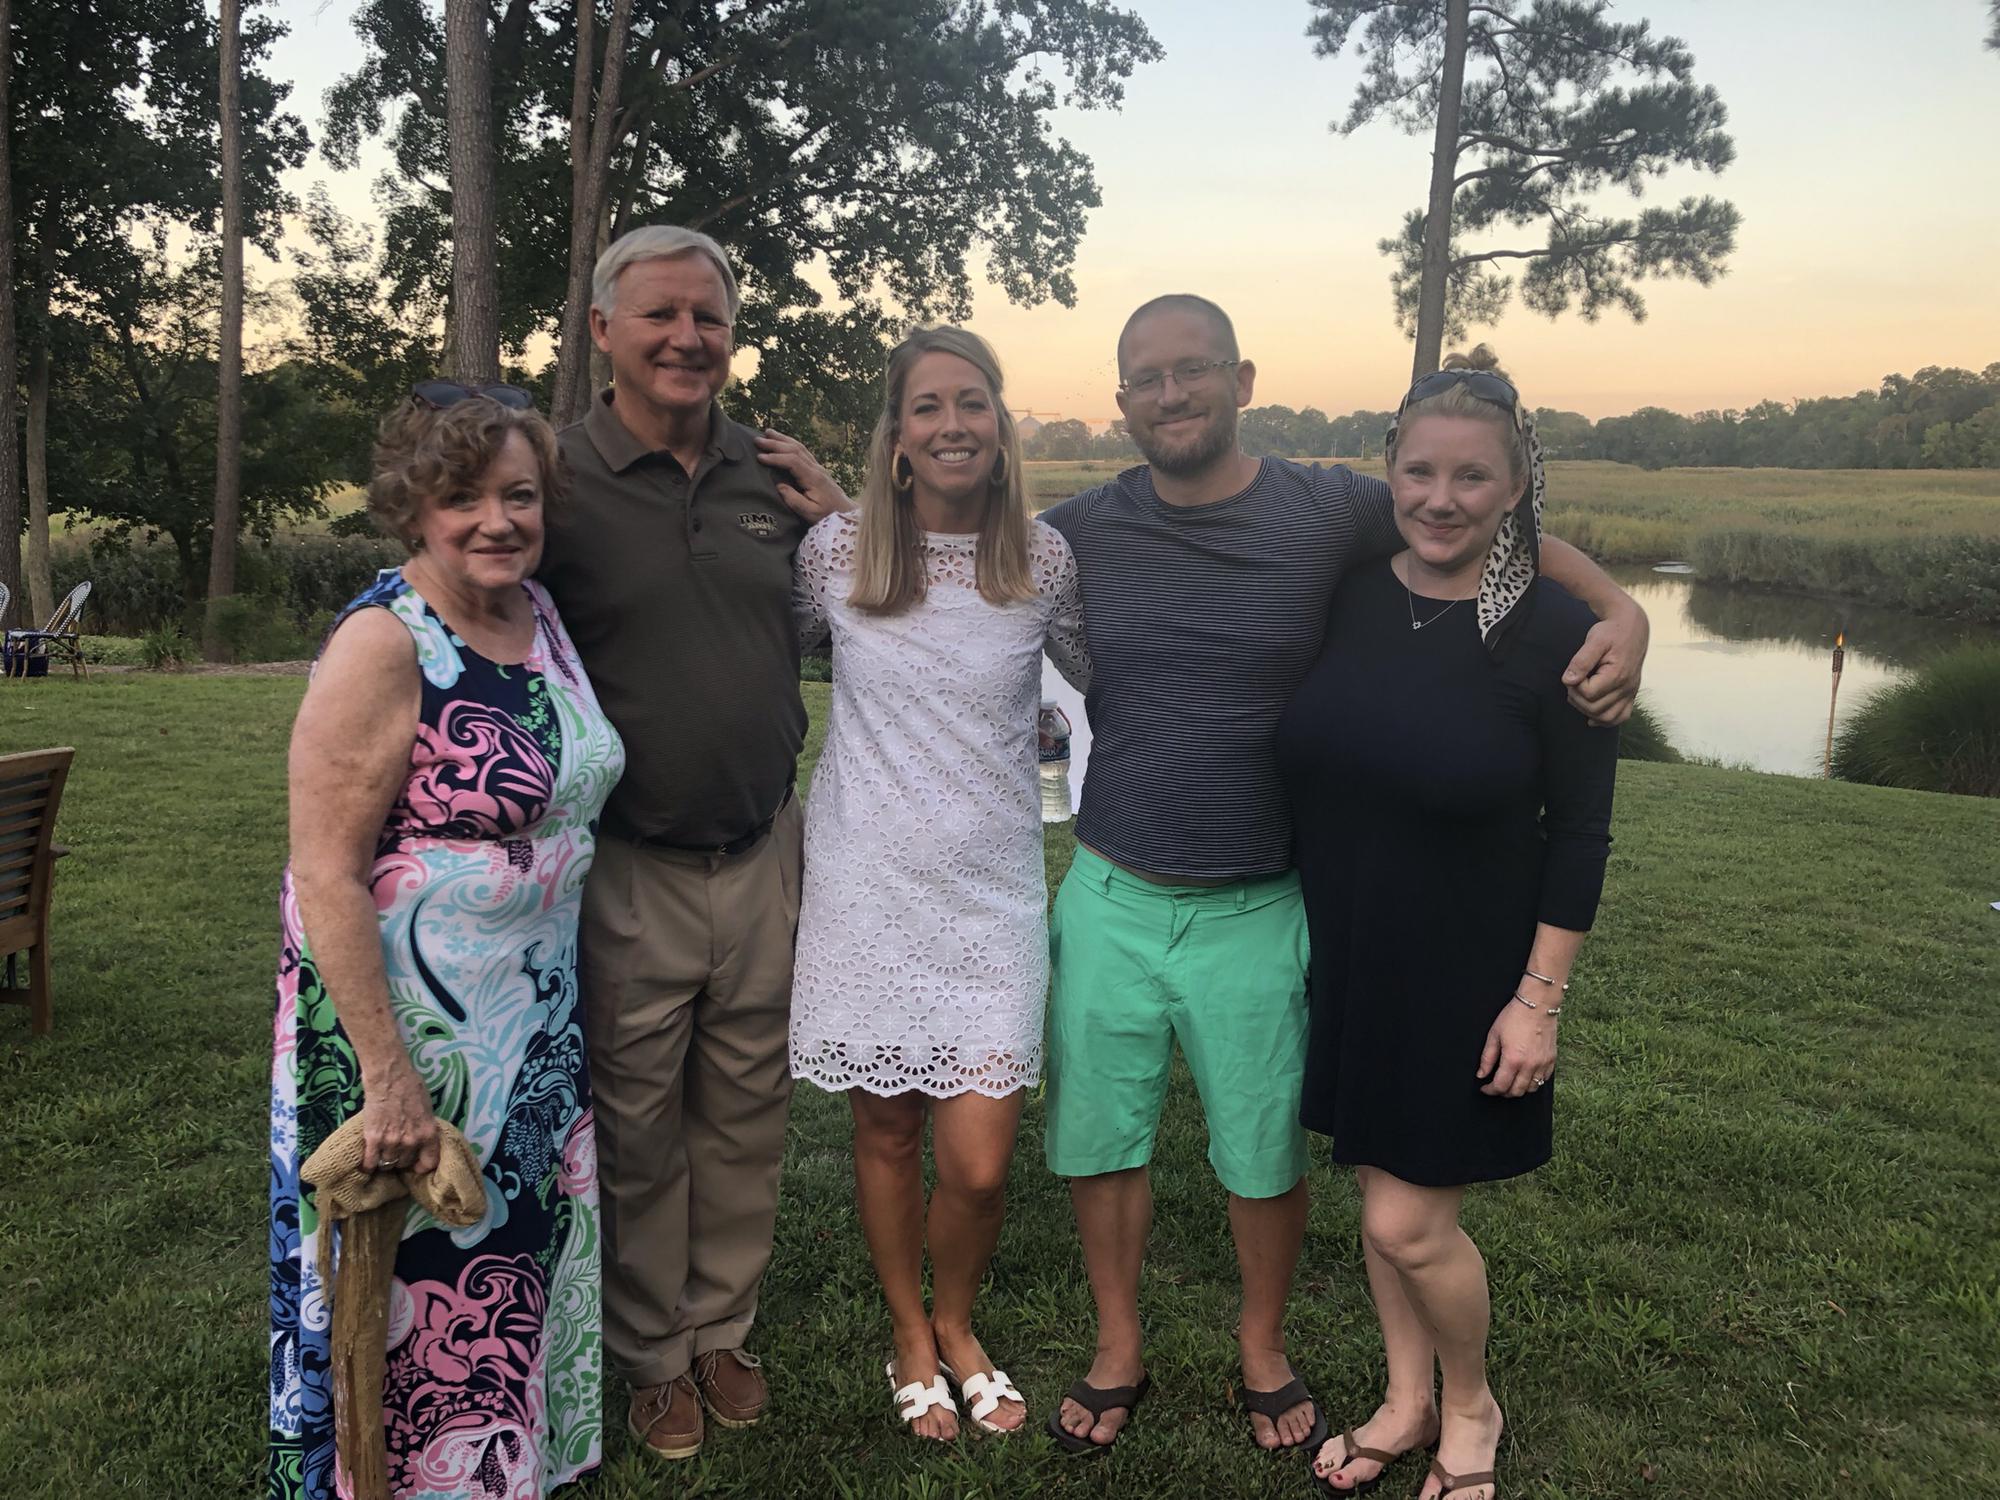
[1384,390,1545,660]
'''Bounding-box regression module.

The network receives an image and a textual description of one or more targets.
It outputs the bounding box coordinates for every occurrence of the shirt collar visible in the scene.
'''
[584,390,750,474]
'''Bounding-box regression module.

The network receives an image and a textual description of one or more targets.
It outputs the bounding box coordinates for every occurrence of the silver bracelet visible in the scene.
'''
[1524,968,1570,990]
[1512,992,1565,1017]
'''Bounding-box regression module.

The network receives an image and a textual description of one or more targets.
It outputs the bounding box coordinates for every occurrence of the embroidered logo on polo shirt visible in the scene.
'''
[737,512,781,539]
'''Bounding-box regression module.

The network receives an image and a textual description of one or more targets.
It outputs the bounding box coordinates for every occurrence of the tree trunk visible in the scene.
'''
[588,205,613,398]
[203,0,245,660]
[25,334,50,623]
[0,0,19,625]
[23,239,54,623]
[551,0,635,427]
[445,0,501,382]
[1411,0,1469,381]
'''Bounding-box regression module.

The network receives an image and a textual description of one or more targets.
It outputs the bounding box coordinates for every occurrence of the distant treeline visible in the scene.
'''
[1023,362,2000,471]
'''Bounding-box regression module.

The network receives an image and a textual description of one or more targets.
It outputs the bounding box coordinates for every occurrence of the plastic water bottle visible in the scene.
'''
[1038,702,1073,824]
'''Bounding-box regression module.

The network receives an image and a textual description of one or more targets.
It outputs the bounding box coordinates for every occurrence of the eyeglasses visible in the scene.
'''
[410,379,538,412]
[1118,359,1241,400]
[1400,369,1521,425]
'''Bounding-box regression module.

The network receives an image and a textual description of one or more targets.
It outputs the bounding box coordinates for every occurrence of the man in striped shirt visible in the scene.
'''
[1038,295,1647,1455]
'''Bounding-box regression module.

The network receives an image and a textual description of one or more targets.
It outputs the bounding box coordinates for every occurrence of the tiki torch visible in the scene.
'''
[1823,631,1846,777]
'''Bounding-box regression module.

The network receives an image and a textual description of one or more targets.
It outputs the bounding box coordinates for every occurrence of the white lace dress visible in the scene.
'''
[790,511,1091,1098]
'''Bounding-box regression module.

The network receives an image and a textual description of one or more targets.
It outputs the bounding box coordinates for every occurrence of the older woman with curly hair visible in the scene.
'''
[267,382,624,1500]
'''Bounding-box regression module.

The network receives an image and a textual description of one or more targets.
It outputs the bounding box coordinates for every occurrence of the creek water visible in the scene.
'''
[1036,566,1993,801]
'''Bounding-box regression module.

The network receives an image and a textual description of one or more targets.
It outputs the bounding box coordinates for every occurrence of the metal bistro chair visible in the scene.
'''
[0,747,75,1036]
[3,579,92,680]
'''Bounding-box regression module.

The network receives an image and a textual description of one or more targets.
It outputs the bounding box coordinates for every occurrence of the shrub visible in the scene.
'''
[207,596,334,664]
[139,623,191,671]
[1617,697,1683,763]
[52,533,403,635]
[77,635,149,667]
[52,542,185,634]
[1830,644,2000,798]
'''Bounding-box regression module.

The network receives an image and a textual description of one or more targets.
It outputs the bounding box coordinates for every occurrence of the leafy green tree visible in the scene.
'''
[1292,406,1336,457]
[1091,420,1139,460]
[1529,406,1595,458]
[1028,418,1094,461]
[48,255,349,613]
[324,0,1161,419]
[6,0,306,613]
[1238,405,1302,457]
[1923,405,2000,468]
[1328,409,1398,458]
[730,303,900,494]
[1310,0,1740,375]
[1593,405,1691,469]
[287,188,447,490]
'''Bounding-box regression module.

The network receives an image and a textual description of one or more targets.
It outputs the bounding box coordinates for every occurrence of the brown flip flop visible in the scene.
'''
[1428,1456,1498,1497]
[1310,1419,1441,1495]
[1045,1372,1150,1454]
[1239,1363,1328,1454]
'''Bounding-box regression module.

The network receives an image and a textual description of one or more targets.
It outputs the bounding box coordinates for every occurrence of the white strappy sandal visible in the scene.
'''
[884,1360,958,1437]
[938,1359,1027,1434]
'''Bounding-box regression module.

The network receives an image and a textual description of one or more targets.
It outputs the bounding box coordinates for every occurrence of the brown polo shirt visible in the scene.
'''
[540,390,807,847]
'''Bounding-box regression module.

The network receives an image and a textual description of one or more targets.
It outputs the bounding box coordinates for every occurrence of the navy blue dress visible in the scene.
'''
[1274,561,1617,1186]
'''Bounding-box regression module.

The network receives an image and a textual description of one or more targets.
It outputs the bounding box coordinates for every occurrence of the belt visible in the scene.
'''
[609,786,793,858]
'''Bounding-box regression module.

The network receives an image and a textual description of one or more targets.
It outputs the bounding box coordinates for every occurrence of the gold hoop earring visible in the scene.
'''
[893,452,915,492]
[991,448,1010,487]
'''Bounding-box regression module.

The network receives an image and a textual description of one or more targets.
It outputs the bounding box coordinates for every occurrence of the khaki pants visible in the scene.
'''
[580,795,803,1389]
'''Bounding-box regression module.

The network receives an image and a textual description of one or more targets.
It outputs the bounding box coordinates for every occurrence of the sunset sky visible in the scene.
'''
[267,0,2000,423]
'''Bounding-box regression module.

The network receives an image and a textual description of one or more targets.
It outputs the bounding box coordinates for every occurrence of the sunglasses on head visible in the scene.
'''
[410,379,538,412]
[1400,368,1521,424]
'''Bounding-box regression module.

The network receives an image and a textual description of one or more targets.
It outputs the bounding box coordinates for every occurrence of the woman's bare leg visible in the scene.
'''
[850,1088,957,1440]
[1312,1167,1443,1489]
[1357,1169,1503,1500]
[927,1089,1028,1431]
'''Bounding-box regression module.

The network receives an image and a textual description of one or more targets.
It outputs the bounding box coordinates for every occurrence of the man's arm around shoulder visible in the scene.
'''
[1538,536,1649,727]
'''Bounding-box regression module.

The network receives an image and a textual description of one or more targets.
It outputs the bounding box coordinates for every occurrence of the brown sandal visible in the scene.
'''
[1310,1420,1439,1495]
[1427,1456,1498,1497]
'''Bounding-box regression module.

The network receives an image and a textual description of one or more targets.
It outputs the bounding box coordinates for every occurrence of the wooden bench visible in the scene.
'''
[0,747,75,1036]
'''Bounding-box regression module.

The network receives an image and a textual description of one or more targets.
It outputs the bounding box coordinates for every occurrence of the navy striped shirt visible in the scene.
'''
[1043,458,1401,880]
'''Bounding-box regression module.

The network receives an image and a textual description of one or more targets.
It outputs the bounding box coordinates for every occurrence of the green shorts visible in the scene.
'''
[1043,847,1311,1200]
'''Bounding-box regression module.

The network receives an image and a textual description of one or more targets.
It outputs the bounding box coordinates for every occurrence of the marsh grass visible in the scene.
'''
[1616,698,1682,763]
[1025,461,2000,621]
[1831,642,2000,796]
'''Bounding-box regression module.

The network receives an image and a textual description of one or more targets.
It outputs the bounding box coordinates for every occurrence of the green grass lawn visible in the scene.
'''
[3,676,1998,1497]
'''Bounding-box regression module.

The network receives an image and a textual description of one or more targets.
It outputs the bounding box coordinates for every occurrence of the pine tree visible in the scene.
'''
[1310,0,1740,376]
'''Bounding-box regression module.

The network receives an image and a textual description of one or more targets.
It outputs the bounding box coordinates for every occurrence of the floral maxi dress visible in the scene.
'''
[268,569,624,1500]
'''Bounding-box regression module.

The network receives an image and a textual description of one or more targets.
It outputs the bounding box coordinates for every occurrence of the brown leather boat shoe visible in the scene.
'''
[628,1375,703,1462]
[694,1347,769,1429]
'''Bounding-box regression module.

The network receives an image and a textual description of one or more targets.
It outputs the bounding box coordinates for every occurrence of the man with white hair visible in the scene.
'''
[537,225,843,1464]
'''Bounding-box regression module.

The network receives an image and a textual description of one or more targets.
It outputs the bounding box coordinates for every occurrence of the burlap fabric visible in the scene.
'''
[299,1117,486,1500]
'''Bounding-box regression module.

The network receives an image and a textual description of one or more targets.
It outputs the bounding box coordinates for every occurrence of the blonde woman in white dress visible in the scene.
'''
[791,327,1090,1442]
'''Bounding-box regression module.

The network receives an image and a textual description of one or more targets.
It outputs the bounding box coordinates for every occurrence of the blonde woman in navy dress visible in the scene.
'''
[1276,348,1617,1500]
